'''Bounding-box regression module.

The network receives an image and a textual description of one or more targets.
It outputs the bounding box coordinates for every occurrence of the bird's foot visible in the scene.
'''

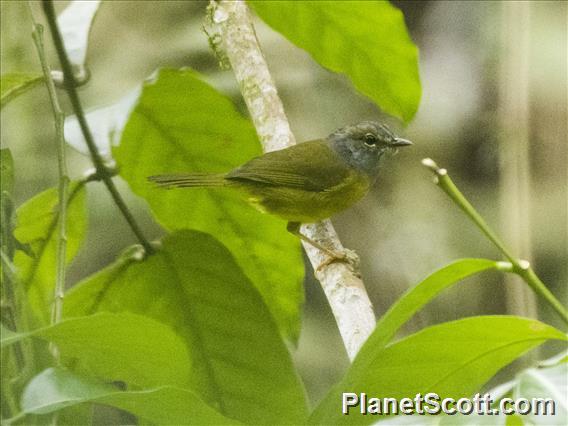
[316,247,360,274]
[286,221,361,274]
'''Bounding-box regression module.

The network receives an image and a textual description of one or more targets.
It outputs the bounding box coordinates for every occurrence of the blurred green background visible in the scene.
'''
[1,0,566,405]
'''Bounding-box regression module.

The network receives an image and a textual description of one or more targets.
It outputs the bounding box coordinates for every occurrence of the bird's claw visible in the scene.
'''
[316,248,361,275]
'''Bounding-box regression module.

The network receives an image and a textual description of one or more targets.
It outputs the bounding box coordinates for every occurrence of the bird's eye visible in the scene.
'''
[364,133,377,147]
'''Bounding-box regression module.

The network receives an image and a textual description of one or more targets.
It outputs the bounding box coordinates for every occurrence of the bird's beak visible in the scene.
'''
[391,137,413,147]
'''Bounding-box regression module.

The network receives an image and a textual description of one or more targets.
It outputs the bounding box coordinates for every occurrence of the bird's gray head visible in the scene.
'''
[328,121,412,177]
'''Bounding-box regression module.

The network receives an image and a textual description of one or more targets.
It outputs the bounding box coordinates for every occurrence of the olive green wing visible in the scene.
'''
[225,140,350,192]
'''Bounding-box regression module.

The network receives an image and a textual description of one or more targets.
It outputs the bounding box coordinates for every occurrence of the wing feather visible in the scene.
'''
[225,140,349,192]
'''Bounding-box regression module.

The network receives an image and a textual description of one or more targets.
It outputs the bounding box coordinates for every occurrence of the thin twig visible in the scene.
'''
[0,195,25,369]
[40,0,154,255]
[207,0,376,360]
[422,158,568,325]
[0,249,22,420]
[29,13,69,329]
[0,199,34,415]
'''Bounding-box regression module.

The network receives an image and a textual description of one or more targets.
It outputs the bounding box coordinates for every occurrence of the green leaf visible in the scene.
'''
[113,68,304,342]
[311,316,567,425]
[13,183,87,322]
[2,313,191,388]
[248,0,421,122]
[435,352,568,425]
[20,368,236,425]
[0,73,43,108]
[64,230,309,425]
[371,259,498,353]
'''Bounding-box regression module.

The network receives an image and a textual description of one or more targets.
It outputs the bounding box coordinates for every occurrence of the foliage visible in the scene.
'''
[248,0,421,122]
[13,183,87,324]
[113,68,304,342]
[1,1,566,425]
[20,368,237,425]
[379,355,567,425]
[63,231,309,425]
[2,312,191,388]
[368,258,499,351]
[311,316,566,425]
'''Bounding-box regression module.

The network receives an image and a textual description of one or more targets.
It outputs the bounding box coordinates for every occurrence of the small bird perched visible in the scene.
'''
[149,121,411,259]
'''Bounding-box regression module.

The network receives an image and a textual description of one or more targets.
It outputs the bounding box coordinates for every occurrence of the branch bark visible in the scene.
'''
[207,0,376,360]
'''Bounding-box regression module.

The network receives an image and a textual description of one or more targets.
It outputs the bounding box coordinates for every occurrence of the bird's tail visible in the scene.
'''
[148,173,227,189]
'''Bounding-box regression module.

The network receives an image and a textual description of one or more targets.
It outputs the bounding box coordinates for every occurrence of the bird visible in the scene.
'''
[148,121,412,259]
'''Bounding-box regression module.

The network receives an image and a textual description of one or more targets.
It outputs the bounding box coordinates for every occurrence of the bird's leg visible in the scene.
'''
[286,222,345,260]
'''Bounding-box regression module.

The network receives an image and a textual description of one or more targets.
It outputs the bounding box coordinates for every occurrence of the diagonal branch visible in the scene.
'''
[41,0,154,255]
[422,158,568,326]
[207,0,376,360]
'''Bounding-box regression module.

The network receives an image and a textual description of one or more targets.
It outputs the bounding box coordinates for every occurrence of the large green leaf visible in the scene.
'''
[113,68,304,341]
[0,73,43,108]
[2,312,191,389]
[248,0,421,122]
[19,368,236,425]
[311,316,567,425]
[13,183,87,322]
[371,258,498,353]
[64,230,309,425]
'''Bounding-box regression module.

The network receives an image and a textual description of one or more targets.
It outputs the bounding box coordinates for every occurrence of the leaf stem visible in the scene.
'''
[40,0,154,255]
[422,158,568,325]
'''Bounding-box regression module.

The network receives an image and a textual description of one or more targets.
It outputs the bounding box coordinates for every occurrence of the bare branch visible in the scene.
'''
[207,0,376,359]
